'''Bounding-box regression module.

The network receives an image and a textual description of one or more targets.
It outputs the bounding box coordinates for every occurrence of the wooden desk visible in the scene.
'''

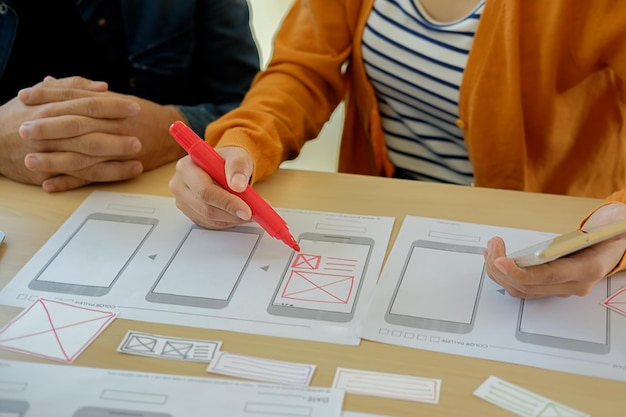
[0,165,622,416]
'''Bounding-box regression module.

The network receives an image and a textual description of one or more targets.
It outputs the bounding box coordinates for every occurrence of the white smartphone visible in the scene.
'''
[509,220,626,267]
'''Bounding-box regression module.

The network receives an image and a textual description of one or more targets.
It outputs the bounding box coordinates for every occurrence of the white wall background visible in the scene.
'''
[247,0,343,173]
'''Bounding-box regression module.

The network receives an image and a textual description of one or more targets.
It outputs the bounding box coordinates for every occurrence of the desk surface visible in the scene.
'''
[0,164,622,416]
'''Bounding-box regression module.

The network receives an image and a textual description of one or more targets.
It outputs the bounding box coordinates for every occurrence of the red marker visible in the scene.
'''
[169,121,300,252]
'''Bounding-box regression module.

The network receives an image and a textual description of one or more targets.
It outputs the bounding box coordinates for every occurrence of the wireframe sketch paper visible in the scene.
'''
[0,359,344,417]
[0,191,394,345]
[360,216,626,382]
[0,297,116,363]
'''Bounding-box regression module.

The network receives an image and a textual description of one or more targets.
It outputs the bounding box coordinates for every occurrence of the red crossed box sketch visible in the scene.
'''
[602,286,626,316]
[281,253,359,304]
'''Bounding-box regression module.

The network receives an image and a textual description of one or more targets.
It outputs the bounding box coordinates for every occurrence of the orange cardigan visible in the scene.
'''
[208,0,626,200]
[206,0,626,271]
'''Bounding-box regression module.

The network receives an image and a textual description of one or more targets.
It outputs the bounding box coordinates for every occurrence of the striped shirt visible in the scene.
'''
[362,0,484,184]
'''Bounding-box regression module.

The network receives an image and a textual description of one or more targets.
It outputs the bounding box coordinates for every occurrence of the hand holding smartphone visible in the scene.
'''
[508,219,626,267]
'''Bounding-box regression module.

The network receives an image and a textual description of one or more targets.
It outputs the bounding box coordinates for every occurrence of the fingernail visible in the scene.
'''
[232,173,248,191]
[24,154,39,169]
[494,259,507,274]
[235,210,250,221]
[128,102,140,115]
[131,139,142,153]
[131,163,143,176]
[19,122,31,139]
[18,88,31,100]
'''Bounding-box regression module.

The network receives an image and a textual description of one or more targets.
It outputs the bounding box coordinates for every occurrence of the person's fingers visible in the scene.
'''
[221,146,254,193]
[38,75,108,91]
[485,236,624,298]
[40,174,92,193]
[169,156,250,228]
[22,132,141,157]
[17,96,140,123]
[25,152,143,182]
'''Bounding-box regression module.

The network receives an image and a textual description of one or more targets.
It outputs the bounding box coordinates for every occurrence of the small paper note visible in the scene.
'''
[602,286,626,316]
[117,330,221,362]
[474,376,590,417]
[332,367,441,404]
[0,298,116,363]
[207,351,316,386]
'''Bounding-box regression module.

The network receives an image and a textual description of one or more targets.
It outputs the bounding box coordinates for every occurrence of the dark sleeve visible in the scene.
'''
[174,0,260,137]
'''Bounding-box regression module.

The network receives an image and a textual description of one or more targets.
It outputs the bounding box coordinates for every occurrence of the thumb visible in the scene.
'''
[220,146,254,193]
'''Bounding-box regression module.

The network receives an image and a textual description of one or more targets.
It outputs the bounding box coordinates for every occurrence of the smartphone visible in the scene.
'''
[72,407,172,417]
[0,230,5,244]
[28,213,158,296]
[146,225,263,309]
[267,232,374,322]
[0,399,29,417]
[516,277,611,354]
[509,220,626,267]
[384,240,485,334]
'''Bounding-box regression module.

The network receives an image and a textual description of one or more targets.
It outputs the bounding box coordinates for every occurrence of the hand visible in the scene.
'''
[15,76,187,192]
[0,76,111,186]
[169,146,254,229]
[484,202,626,298]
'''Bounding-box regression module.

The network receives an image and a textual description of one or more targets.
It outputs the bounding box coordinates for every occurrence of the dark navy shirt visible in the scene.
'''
[0,0,260,136]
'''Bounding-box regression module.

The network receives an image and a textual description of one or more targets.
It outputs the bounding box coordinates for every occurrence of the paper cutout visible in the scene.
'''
[332,367,441,404]
[117,330,221,362]
[473,376,590,417]
[0,298,116,363]
[602,287,626,316]
[207,351,316,385]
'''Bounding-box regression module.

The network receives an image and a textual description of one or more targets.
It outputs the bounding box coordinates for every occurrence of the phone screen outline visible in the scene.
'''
[267,232,375,323]
[384,240,485,334]
[28,212,158,297]
[515,278,611,354]
[145,225,263,309]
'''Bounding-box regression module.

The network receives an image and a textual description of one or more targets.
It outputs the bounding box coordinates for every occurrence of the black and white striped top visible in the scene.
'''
[362,0,484,184]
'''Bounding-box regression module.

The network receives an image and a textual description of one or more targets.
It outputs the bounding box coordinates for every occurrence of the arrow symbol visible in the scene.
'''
[261,265,269,272]
[148,254,157,260]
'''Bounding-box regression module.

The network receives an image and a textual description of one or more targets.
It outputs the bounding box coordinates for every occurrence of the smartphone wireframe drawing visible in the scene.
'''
[28,212,158,296]
[0,398,30,417]
[516,278,611,354]
[267,232,375,322]
[146,225,263,309]
[72,407,172,417]
[509,220,626,267]
[384,240,485,334]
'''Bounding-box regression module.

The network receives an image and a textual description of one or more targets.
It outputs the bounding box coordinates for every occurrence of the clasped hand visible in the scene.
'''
[0,76,184,192]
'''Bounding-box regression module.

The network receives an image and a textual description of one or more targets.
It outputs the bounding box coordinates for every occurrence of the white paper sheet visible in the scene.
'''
[473,376,590,417]
[0,359,344,417]
[0,298,116,363]
[0,191,394,345]
[360,216,626,382]
[117,330,221,362]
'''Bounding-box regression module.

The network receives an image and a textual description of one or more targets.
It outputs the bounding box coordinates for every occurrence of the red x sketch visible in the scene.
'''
[281,271,355,304]
[292,253,322,270]
[602,287,626,316]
